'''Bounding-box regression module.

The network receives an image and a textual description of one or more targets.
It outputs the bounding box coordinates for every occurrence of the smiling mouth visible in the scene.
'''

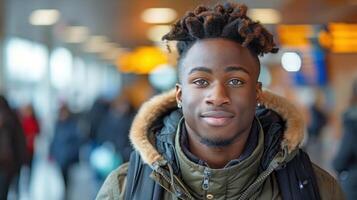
[200,111,234,127]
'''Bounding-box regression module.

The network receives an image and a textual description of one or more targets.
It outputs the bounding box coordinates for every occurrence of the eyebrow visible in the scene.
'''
[225,66,250,74]
[187,66,250,75]
[188,67,212,75]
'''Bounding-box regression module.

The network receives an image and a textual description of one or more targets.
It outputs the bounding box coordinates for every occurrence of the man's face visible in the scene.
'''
[176,38,262,147]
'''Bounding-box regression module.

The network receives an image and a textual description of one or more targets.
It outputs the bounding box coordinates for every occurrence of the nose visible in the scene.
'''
[205,83,231,106]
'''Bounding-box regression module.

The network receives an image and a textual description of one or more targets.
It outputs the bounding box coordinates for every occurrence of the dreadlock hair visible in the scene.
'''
[162,2,279,81]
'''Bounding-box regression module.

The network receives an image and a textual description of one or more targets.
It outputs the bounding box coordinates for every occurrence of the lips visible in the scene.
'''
[200,110,235,127]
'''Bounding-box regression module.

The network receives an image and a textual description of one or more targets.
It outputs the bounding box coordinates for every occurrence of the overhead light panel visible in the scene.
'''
[101,48,122,61]
[118,46,168,74]
[100,43,123,61]
[82,35,109,53]
[328,23,357,53]
[147,25,171,42]
[29,9,60,26]
[248,8,281,24]
[281,52,302,72]
[278,25,314,46]
[64,26,89,43]
[141,8,177,24]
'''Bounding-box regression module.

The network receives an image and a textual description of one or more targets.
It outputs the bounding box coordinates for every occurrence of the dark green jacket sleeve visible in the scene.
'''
[96,162,128,200]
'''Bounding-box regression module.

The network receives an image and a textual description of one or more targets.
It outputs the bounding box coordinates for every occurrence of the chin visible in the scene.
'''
[199,136,235,147]
[198,130,241,148]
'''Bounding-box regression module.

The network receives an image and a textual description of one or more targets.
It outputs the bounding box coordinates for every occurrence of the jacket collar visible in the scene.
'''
[129,89,305,166]
[175,117,265,198]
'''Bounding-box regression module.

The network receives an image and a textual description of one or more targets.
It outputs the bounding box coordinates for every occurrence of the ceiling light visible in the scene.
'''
[141,8,177,24]
[147,25,171,42]
[281,52,302,72]
[64,26,89,43]
[29,9,60,26]
[248,8,281,24]
[101,44,124,61]
[118,46,168,74]
[82,35,109,53]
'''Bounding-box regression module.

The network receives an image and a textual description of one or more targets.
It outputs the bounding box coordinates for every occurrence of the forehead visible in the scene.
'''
[180,38,259,75]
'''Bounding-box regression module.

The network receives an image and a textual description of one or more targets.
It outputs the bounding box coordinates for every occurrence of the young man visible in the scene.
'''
[97,2,344,200]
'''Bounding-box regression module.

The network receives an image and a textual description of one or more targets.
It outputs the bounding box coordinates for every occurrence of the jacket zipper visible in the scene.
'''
[238,167,275,200]
[238,146,290,200]
[155,167,193,199]
[238,159,281,200]
[202,167,211,199]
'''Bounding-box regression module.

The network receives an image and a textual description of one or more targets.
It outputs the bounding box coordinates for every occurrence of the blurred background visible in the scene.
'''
[0,0,356,199]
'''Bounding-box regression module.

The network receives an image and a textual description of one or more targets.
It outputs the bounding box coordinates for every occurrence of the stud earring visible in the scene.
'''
[177,102,182,108]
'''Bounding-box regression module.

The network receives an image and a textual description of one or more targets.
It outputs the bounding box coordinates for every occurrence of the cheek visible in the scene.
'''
[231,86,257,108]
[231,89,257,129]
[181,85,204,108]
[181,100,201,131]
[181,88,204,127]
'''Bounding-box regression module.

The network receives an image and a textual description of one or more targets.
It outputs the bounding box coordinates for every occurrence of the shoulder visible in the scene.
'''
[96,162,129,200]
[312,164,345,200]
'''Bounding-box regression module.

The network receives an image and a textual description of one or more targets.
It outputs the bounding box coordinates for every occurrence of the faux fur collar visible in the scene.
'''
[129,89,305,166]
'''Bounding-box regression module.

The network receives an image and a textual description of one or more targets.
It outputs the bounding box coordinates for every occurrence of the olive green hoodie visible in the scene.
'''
[96,89,344,200]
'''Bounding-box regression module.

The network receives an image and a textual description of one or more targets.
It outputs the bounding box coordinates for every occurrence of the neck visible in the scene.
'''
[185,125,252,169]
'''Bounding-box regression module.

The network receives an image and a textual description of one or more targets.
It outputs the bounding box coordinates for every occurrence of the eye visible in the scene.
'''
[228,78,244,87]
[193,79,209,87]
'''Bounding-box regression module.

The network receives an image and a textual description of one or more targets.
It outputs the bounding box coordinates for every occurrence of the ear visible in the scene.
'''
[176,83,182,104]
[256,82,262,102]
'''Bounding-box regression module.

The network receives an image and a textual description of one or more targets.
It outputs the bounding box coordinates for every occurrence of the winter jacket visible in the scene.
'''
[50,116,81,169]
[20,115,40,157]
[97,109,134,162]
[0,105,26,175]
[0,101,27,200]
[96,89,344,200]
[333,106,357,200]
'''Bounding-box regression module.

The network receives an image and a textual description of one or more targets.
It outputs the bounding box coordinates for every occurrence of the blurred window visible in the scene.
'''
[50,47,73,90]
[5,38,48,82]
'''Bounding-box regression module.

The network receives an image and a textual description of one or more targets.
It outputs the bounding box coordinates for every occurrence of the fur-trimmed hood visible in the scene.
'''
[129,89,305,166]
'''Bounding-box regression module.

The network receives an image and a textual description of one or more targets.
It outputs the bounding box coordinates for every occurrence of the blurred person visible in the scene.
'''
[50,104,81,194]
[96,94,135,162]
[0,96,27,199]
[333,79,357,200]
[97,2,343,200]
[88,98,110,141]
[306,91,328,164]
[90,93,136,182]
[18,104,40,166]
[307,91,328,141]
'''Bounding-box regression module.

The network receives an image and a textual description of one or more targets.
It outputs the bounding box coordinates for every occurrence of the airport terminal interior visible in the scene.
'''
[0,0,357,199]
